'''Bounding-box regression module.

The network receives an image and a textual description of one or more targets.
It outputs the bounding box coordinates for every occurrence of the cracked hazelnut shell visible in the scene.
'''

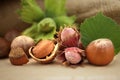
[29,43,58,64]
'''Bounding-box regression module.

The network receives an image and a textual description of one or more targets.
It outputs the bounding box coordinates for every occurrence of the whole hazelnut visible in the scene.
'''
[9,47,29,65]
[11,35,35,56]
[86,38,114,66]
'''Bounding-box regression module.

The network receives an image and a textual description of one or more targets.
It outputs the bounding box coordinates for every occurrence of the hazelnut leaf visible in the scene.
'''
[18,0,45,23]
[45,0,66,17]
[80,13,120,54]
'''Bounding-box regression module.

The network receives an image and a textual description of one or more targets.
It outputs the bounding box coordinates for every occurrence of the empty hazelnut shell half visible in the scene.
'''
[29,43,58,64]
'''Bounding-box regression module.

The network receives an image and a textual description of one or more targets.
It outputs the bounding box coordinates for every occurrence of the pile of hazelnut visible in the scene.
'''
[0,27,115,67]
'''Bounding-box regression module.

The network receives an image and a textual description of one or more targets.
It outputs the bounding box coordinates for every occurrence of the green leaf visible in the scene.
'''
[18,0,45,23]
[45,0,66,17]
[80,13,120,54]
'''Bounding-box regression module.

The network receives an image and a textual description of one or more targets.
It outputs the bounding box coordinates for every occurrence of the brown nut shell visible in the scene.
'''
[86,39,114,66]
[29,43,58,64]
[9,47,29,65]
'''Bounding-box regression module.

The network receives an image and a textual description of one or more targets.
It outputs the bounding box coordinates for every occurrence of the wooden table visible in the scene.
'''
[0,53,120,80]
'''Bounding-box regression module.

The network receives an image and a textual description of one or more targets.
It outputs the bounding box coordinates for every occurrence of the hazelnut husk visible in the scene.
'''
[29,42,58,64]
[57,26,80,47]
[55,47,85,65]
[9,47,29,65]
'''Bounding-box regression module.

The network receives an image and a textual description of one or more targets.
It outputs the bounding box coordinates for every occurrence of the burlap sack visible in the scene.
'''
[66,0,120,24]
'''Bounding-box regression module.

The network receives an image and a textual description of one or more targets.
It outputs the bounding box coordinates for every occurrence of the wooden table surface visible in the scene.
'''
[0,53,120,80]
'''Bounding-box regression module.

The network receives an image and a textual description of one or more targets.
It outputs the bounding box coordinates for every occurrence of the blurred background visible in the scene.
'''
[0,0,120,36]
[0,0,44,36]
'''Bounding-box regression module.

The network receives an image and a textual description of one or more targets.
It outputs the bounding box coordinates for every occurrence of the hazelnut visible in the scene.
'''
[32,40,55,58]
[86,38,114,66]
[9,47,29,65]
[11,35,35,57]
[29,40,58,64]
